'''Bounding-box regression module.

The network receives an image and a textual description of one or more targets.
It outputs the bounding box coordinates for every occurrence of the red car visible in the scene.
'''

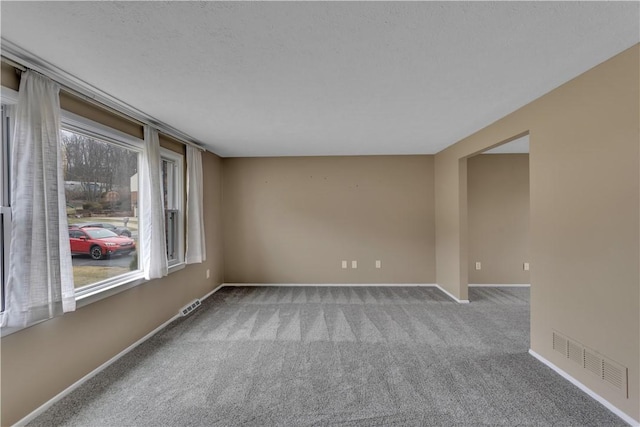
[69,227,136,260]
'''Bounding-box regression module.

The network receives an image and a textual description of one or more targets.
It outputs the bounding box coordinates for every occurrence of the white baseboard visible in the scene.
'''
[528,349,639,427]
[223,282,437,288]
[13,283,225,427]
[469,283,530,287]
[435,284,470,303]
[201,284,224,300]
[223,283,470,304]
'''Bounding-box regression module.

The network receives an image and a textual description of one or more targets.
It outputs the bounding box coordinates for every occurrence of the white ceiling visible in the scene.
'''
[1,2,638,157]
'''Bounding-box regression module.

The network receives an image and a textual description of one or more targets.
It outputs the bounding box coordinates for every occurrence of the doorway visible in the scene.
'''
[465,134,530,301]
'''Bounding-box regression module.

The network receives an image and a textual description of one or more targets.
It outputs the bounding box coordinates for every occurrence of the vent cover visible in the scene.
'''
[180,299,201,317]
[552,331,567,356]
[583,349,602,377]
[603,359,627,394]
[552,330,628,398]
[567,340,582,365]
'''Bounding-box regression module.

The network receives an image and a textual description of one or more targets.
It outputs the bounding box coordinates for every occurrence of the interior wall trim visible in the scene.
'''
[468,284,531,287]
[222,283,470,304]
[223,282,438,287]
[528,349,639,427]
[434,284,470,304]
[11,284,225,427]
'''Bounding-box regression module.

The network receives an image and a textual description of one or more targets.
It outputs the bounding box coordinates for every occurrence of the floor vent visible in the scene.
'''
[553,330,628,398]
[180,299,201,317]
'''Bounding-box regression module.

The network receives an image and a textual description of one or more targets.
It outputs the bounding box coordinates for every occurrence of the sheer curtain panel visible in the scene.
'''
[140,126,168,279]
[2,71,75,328]
[185,145,206,264]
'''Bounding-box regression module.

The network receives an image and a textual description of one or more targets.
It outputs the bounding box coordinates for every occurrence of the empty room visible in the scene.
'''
[1,2,639,426]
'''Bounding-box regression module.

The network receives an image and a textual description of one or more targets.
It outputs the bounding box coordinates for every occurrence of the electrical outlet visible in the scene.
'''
[375,260,381,269]
[523,262,530,271]
[475,262,481,270]
[206,269,210,279]
[341,260,347,269]
[351,260,357,269]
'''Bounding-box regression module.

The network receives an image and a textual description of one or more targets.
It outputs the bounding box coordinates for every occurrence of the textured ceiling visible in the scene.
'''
[1,2,638,157]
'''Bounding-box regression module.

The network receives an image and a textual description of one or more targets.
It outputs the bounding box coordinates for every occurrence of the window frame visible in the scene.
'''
[61,111,146,301]
[60,112,186,308]
[0,87,18,319]
[0,81,190,330]
[160,150,184,267]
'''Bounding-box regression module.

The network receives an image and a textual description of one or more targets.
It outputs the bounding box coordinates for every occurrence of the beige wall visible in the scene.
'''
[2,44,638,423]
[223,155,435,284]
[1,62,20,91]
[434,45,639,420]
[60,91,144,139]
[0,152,224,426]
[468,154,529,284]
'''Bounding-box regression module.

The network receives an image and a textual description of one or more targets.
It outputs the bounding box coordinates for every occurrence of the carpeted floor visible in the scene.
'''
[29,286,625,426]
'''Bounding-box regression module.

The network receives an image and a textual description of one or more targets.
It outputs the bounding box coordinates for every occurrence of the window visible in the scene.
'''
[161,151,184,266]
[0,103,13,312]
[0,86,187,316]
[61,113,144,292]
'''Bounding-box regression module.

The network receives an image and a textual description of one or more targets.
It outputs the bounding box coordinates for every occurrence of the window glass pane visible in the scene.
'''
[1,104,11,311]
[165,209,178,261]
[1,105,9,207]
[62,129,140,288]
[162,159,169,209]
[162,158,177,261]
[162,159,176,209]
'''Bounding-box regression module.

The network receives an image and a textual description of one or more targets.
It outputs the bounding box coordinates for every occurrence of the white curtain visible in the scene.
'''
[2,71,75,328]
[185,145,206,264]
[140,126,168,279]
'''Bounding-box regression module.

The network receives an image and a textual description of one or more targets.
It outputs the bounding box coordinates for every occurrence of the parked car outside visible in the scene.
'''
[71,222,132,237]
[69,227,136,260]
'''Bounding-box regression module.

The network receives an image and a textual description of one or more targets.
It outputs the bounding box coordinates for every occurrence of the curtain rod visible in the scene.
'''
[3,59,149,132]
[0,46,206,152]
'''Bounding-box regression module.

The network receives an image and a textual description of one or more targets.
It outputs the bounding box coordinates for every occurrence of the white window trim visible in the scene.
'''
[0,84,190,332]
[59,112,186,307]
[60,112,147,303]
[0,88,18,328]
[61,111,144,152]
[75,263,186,309]
[1,86,19,104]
[161,148,185,268]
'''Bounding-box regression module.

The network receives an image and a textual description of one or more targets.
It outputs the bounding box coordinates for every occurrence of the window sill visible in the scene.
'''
[168,262,186,274]
[76,271,146,309]
[76,262,186,309]
[1,261,187,336]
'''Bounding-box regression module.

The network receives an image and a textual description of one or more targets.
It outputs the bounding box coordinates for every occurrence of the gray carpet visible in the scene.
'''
[29,286,625,426]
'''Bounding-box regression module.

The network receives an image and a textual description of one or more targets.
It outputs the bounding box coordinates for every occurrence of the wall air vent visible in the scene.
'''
[552,331,568,356]
[553,331,628,398]
[567,340,583,365]
[603,359,628,397]
[180,299,201,317]
[583,348,602,377]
